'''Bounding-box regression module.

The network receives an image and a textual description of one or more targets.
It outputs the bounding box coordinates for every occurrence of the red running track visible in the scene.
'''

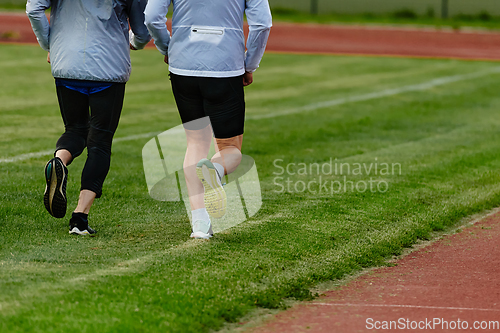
[2,13,500,60]
[242,213,500,332]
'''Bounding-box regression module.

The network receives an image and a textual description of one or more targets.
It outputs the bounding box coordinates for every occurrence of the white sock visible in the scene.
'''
[191,208,210,223]
[213,162,225,181]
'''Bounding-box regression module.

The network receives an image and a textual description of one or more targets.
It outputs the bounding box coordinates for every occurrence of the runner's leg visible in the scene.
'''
[184,125,212,210]
[201,75,245,176]
[55,85,90,165]
[170,73,211,211]
[43,85,89,218]
[76,83,125,213]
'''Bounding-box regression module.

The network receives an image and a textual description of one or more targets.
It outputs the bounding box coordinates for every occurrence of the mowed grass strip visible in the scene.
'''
[1,44,500,332]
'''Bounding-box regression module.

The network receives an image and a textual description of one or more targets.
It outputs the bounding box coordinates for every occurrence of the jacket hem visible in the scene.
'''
[169,67,245,78]
[51,74,129,83]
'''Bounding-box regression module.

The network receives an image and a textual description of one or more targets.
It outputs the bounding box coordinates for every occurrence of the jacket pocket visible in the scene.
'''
[190,26,225,45]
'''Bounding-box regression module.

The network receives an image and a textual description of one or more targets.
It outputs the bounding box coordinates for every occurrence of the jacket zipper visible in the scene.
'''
[192,28,223,35]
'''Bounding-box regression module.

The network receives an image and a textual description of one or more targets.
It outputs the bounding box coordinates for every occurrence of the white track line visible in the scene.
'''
[0,131,159,163]
[311,303,500,312]
[2,68,500,164]
[0,149,54,164]
[248,66,500,120]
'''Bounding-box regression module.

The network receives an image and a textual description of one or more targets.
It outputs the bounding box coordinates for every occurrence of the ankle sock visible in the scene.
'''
[191,208,210,223]
[72,212,88,222]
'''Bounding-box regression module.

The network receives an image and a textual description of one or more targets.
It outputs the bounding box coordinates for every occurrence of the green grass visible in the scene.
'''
[271,8,500,31]
[0,0,24,10]
[2,44,500,332]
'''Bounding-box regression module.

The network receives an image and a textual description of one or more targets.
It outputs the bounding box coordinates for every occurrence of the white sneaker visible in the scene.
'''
[196,158,227,218]
[190,219,213,239]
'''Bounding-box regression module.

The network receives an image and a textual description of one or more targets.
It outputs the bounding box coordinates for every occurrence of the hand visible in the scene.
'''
[164,54,169,64]
[130,44,137,50]
[243,71,253,86]
[47,52,50,64]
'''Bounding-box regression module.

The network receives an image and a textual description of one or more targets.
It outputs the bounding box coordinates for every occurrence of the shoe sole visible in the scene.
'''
[196,160,226,219]
[69,227,95,235]
[43,158,67,218]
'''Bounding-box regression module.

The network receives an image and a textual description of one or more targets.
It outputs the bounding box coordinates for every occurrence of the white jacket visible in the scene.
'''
[145,0,272,77]
[26,0,151,83]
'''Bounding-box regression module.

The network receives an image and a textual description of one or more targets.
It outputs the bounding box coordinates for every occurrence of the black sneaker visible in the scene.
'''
[69,212,96,235]
[43,157,68,218]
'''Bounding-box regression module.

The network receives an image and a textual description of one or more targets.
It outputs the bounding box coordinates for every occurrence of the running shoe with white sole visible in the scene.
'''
[69,212,96,235]
[43,157,68,218]
[190,219,213,239]
[196,158,226,218]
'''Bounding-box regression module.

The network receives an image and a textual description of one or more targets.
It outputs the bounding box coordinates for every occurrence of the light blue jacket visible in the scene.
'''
[26,0,151,83]
[145,0,272,77]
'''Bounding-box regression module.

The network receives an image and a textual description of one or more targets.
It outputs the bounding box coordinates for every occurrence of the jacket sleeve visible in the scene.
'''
[144,0,171,56]
[26,0,51,52]
[244,0,272,73]
[128,0,152,50]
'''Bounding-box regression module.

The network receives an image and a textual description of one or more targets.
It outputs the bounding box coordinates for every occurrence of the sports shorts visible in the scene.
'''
[170,73,245,139]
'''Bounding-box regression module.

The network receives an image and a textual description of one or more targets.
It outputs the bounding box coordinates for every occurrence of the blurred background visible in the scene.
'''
[270,0,499,17]
[3,0,499,31]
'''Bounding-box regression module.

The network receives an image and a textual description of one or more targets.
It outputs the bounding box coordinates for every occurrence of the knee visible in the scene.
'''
[87,127,114,154]
[65,123,89,137]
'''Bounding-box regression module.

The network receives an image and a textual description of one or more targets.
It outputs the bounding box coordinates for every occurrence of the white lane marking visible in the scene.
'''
[2,67,500,163]
[0,149,54,164]
[248,66,500,120]
[311,302,500,312]
[0,131,159,163]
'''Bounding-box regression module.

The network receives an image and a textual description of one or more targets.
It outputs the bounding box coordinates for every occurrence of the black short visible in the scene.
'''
[170,73,245,139]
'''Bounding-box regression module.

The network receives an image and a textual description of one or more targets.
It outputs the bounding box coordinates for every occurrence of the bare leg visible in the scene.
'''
[74,190,96,214]
[211,135,243,175]
[55,149,72,167]
[183,125,213,210]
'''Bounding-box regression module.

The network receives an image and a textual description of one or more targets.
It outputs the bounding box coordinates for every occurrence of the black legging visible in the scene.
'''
[55,83,125,198]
